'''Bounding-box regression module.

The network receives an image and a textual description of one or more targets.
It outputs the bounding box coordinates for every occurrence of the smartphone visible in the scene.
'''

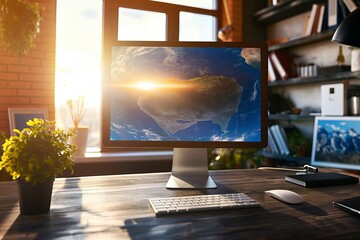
[333,196,360,217]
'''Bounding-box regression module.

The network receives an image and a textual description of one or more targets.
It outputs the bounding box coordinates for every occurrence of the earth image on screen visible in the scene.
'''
[110,46,261,142]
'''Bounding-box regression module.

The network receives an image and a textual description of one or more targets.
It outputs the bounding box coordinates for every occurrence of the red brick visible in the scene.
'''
[0,81,8,88]
[19,73,50,82]
[20,58,42,66]
[29,50,45,59]
[0,97,30,105]
[31,82,54,90]
[8,81,32,89]
[30,66,54,74]
[41,59,55,67]
[31,97,54,105]
[18,89,53,97]
[0,72,18,81]
[0,56,20,65]
[0,89,17,97]
[7,65,30,73]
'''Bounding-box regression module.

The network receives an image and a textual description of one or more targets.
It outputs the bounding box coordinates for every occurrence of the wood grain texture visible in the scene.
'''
[0,169,359,239]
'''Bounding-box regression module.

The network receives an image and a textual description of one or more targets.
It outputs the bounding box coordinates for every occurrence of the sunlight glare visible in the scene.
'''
[136,81,159,91]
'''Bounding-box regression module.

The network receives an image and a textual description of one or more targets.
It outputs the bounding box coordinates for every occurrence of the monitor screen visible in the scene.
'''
[311,116,360,171]
[102,41,268,188]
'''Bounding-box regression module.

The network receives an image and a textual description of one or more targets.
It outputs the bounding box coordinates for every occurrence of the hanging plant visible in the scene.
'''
[0,0,42,57]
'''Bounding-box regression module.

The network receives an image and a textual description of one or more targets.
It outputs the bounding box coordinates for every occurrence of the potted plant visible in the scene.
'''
[0,0,42,57]
[67,96,88,157]
[0,131,8,181]
[0,118,76,215]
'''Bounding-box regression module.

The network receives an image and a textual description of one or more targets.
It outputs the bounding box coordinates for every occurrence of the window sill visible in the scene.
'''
[68,150,173,177]
[74,150,173,163]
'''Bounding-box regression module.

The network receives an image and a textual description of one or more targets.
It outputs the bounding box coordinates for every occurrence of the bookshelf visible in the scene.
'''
[254,0,326,24]
[269,70,360,87]
[268,29,335,52]
[253,0,360,165]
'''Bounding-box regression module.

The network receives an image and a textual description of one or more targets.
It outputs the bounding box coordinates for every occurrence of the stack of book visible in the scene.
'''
[303,0,360,37]
[266,124,290,155]
[268,51,296,82]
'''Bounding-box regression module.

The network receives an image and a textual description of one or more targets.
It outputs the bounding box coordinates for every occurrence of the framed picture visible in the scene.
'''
[311,116,360,171]
[8,108,49,135]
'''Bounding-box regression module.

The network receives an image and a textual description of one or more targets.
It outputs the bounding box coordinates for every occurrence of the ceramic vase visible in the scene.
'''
[70,127,89,157]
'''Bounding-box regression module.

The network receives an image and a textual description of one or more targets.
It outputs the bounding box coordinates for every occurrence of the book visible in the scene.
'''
[285,172,359,187]
[342,0,358,12]
[333,196,360,216]
[267,128,279,154]
[268,57,277,82]
[304,4,319,36]
[316,4,326,33]
[303,14,310,36]
[327,0,346,29]
[270,124,290,155]
[269,51,295,80]
[302,3,325,35]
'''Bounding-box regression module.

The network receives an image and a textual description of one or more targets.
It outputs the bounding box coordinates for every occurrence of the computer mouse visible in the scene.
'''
[265,189,304,204]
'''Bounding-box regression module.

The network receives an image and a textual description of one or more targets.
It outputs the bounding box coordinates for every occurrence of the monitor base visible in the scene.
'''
[166,174,217,189]
[166,148,217,189]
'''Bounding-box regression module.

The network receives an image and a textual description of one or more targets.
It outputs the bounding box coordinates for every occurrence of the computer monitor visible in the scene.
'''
[102,41,268,189]
[311,116,360,171]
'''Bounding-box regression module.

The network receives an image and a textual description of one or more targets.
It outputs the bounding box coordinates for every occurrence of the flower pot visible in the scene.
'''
[69,127,89,157]
[17,178,55,215]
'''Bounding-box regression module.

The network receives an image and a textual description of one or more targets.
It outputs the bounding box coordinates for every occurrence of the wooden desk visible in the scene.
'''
[0,169,359,239]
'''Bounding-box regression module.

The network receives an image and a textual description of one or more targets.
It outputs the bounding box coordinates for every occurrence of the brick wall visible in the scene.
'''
[0,0,56,136]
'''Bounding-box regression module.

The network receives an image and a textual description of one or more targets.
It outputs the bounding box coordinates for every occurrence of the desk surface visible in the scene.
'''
[0,169,359,239]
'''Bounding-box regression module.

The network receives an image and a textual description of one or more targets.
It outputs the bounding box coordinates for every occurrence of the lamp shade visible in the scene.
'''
[332,7,360,48]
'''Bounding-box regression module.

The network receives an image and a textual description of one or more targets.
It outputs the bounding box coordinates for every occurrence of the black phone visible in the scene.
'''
[333,196,360,217]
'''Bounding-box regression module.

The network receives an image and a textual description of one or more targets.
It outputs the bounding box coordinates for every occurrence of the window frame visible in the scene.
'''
[102,0,220,152]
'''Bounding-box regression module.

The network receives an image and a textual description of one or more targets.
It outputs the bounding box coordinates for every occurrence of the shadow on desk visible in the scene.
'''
[121,209,326,239]
[3,178,84,239]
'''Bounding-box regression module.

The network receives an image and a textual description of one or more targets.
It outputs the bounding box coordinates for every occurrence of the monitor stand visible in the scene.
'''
[166,148,217,189]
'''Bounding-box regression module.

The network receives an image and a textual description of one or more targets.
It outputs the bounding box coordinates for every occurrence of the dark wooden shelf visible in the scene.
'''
[269,114,315,121]
[254,0,326,25]
[268,30,335,52]
[269,71,360,87]
[257,150,311,164]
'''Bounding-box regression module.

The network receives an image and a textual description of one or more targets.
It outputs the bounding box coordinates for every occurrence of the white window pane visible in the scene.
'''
[151,0,217,10]
[118,8,166,41]
[179,12,216,41]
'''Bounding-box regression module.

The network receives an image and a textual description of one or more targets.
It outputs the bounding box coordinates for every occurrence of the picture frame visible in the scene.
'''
[8,108,49,136]
[311,116,360,171]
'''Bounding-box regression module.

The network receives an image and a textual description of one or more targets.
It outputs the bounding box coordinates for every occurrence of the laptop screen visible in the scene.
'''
[311,116,360,171]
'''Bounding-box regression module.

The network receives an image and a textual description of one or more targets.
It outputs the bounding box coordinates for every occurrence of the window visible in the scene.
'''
[55,0,219,152]
[179,12,216,41]
[55,0,103,150]
[118,8,167,41]
[151,0,217,10]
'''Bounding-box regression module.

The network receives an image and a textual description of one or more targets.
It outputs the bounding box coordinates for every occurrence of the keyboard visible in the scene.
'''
[149,192,260,215]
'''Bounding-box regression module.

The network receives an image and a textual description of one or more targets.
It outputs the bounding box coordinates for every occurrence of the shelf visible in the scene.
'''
[254,0,326,25]
[257,150,311,164]
[269,71,360,87]
[268,30,335,52]
[269,114,315,121]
